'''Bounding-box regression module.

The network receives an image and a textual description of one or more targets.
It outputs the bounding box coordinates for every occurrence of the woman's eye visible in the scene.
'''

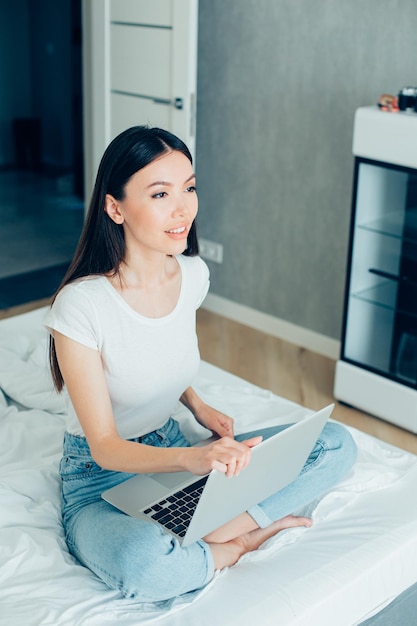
[152,191,167,199]
[185,185,197,193]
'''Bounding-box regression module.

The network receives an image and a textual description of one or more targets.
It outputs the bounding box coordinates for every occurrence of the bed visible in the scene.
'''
[1,306,417,626]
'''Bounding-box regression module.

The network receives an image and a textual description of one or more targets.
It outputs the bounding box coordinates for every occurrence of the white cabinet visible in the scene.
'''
[334,107,417,432]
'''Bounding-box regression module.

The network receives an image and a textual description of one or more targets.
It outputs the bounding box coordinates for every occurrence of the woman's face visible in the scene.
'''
[105,150,198,258]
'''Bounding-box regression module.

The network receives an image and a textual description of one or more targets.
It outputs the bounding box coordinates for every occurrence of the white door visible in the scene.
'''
[82,0,198,198]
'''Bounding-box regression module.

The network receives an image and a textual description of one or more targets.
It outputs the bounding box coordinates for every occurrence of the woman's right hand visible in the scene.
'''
[185,435,263,478]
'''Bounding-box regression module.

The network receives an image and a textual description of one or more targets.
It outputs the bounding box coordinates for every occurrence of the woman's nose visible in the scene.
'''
[172,196,188,218]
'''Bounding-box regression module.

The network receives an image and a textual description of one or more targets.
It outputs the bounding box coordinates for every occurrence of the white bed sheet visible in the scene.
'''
[1,307,417,626]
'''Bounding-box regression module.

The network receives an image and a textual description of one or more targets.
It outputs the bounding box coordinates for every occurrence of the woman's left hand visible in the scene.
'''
[180,387,234,438]
[194,404,235,439]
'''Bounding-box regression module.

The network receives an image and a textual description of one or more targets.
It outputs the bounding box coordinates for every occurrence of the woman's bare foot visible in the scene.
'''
[233,515,312,554]
[208,515,312,571]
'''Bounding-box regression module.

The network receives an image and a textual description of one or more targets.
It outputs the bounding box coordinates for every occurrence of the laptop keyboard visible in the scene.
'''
[141,476,209,538]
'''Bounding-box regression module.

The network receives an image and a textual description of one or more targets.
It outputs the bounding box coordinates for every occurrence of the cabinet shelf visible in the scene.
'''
[351,280,417,320]
[357,213,403,239]
[351,281,396,310]
[357,208,417,243]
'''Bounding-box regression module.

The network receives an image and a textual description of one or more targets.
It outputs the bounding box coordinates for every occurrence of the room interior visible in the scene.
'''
[1,0,416,447]
[1,1,417,624]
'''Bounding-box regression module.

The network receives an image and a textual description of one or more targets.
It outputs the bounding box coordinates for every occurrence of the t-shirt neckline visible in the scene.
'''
[100,255,185,323]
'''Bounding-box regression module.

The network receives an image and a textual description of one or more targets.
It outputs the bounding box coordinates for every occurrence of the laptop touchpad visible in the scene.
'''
[151,471,195,489]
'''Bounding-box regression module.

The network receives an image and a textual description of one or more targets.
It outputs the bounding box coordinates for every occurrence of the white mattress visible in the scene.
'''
[1,307,417,625]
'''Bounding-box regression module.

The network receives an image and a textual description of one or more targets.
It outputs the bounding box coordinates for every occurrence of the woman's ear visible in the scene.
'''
[104,194,124,224]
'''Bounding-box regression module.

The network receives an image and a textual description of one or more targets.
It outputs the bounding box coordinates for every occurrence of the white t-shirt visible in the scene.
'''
[44,255,210,439]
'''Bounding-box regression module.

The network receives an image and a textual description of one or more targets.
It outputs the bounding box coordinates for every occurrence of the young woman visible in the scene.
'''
[46,126,357,606]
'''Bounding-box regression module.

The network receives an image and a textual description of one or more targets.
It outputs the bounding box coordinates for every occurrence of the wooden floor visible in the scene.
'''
[0,298,52,321]
[1,300,416,455]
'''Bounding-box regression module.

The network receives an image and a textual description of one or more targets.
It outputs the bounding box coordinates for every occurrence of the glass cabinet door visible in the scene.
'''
[342,157,417,387]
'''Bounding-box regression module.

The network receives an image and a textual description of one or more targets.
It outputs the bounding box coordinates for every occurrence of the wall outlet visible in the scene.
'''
[199,238,223,263]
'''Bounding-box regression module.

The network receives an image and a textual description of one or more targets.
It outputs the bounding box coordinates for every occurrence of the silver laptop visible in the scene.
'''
[102,404,333,547]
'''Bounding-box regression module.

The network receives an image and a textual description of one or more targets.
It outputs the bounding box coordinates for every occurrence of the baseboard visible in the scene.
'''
[201,293,341,360]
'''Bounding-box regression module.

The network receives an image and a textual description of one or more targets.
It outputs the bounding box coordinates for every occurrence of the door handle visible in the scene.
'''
[153,97,183,110]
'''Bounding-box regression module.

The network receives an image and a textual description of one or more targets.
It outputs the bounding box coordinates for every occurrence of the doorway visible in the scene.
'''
[0,0,84,309]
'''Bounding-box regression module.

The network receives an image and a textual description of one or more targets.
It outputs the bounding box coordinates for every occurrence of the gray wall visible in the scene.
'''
[196,0,416,340]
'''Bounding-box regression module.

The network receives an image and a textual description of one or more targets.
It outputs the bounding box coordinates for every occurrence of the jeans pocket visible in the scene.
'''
[155,418,191,448]
[60,454,103,482]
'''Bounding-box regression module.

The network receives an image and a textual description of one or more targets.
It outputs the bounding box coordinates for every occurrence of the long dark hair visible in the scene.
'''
[49,126,199,391]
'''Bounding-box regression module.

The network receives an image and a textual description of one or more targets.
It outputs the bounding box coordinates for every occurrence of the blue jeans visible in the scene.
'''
[60,418,357,606]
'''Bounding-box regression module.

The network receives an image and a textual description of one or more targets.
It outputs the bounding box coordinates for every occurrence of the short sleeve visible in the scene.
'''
[180,254,210,308]
[195,256,210,308]
[44,282,101,351]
